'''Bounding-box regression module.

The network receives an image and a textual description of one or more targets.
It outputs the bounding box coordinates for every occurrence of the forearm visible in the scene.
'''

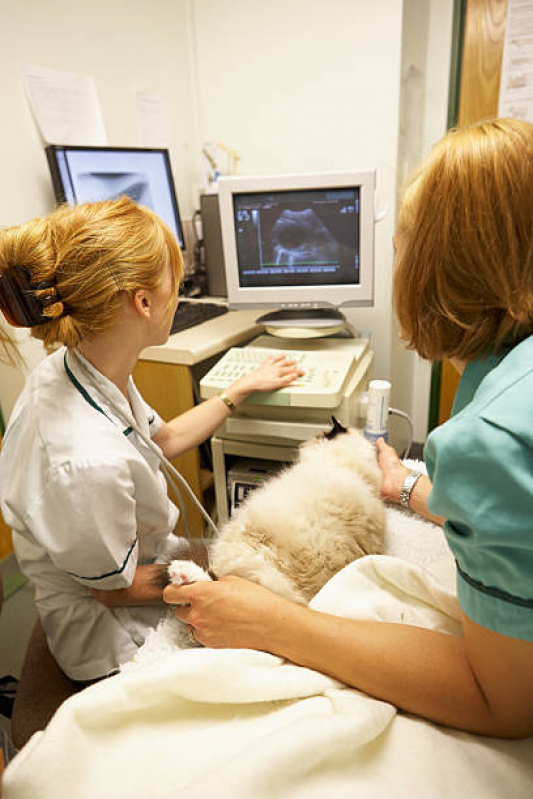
[267,605,517,738]
[376,438,444,526]
[89,564,169,608]
[156,376,256,459]
[158,396,233,459]
[166,574,533,738]
[408,474,445,526]
[153,356,304,459]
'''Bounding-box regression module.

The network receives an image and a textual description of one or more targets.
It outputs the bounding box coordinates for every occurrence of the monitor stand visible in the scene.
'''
[255,307,349,339]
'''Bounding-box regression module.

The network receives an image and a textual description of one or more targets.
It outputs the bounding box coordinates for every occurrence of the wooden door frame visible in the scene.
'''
[428,0,508,431]
[428,0,467,432]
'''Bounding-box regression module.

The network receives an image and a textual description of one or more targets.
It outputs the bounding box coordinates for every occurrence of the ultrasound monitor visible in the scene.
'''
[45,145,185,249]
[218,170,375,328]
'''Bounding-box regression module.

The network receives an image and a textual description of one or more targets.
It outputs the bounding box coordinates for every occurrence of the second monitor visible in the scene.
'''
[45,145,186,250]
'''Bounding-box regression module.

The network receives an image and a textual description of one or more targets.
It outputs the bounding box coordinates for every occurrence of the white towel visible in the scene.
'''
[4,530,533,799]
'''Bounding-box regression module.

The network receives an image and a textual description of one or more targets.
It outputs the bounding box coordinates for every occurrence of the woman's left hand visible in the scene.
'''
[375,436,411,504]
[163,575,301,651]
[229,354,304,402]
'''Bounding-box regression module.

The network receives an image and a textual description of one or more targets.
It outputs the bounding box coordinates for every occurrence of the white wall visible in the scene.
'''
[393,0,454,440]
[1,0,198,225]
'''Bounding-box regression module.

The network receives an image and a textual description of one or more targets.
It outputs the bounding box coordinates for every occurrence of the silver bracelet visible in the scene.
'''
[399,469,423,509]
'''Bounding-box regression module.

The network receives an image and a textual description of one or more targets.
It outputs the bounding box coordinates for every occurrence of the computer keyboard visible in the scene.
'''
[199,345,356,408]
[170,300,228,334]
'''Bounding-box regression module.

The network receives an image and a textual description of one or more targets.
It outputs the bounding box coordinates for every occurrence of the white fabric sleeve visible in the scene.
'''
[25,458,139,590]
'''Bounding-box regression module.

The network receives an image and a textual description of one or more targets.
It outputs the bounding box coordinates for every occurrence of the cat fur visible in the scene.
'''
[179,425,384,604]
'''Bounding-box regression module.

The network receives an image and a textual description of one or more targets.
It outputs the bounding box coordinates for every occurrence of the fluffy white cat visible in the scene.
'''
[205,422,385,604]
[125,421,386,668]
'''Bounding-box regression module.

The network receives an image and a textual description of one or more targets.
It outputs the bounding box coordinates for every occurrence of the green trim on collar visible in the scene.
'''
[64,352,132,436]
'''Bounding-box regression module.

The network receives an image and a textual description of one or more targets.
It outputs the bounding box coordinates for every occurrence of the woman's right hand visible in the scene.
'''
[376,438,443,525]
[215,354,304,409]
[229,354,304,402]
[375,437,411,504]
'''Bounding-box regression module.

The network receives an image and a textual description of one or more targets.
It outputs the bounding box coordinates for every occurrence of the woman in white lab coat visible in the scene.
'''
[0,197,301,681]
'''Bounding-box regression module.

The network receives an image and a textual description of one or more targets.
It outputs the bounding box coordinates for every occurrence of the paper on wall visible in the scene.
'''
[134,91,172,149]
[498,0,533,122]
[20,64,108,145]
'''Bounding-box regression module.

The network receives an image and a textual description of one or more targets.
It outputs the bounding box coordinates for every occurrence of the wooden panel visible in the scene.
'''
[0,432,13,559]
[438,360,462,425]
[438,0,508,425]
[0,514,13,560]
[458,0,508,125]
[132,360,205,538]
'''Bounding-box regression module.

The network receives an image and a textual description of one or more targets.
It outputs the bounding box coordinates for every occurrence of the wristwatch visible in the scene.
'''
[218,391,236,412]
[399,469,423,509]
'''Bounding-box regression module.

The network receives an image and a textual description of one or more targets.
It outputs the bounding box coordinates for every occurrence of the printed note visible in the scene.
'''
[135,91,172,148]
[498,0,533,122]
[20,64,108,145]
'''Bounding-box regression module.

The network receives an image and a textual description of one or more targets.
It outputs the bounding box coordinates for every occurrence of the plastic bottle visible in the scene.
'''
[364,379,391,444]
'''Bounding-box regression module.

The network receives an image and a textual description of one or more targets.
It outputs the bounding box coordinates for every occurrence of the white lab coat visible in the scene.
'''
[0,347,179,681]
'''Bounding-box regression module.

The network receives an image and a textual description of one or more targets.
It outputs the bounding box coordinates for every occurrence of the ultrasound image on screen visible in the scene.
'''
[233,188,360,288]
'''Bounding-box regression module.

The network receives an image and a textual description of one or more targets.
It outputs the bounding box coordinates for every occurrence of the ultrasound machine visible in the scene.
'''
[199,170,378,521]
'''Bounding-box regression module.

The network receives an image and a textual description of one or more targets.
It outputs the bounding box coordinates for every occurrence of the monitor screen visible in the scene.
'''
[218,171,375,313]
[45,145,185,249]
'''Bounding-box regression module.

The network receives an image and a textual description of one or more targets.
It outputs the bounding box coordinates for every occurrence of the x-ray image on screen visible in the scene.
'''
[233,187,360,289]
[45,146,185,248]
[75,171,154,207]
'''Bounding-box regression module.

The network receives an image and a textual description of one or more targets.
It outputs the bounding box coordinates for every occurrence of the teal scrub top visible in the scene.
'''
[424,335,533,641]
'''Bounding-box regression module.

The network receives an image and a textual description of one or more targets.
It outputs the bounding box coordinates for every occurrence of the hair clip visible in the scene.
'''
[36,281,59,309]
[0,266,63,327]
[36,279,56,292]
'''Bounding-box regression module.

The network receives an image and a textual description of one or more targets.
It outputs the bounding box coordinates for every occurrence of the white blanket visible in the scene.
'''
[4,510,533,798]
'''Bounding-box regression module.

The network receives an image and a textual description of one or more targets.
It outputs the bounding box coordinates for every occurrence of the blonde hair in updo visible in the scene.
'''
[393,117,533,361]
[0,196,184,349]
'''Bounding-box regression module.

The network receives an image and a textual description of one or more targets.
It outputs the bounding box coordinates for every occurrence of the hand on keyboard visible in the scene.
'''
[232,353,305,395]
[212,352,305,409]
[200,346,357,408]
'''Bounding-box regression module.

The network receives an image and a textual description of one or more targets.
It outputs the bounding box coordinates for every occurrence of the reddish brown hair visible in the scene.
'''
[394,118,533,361]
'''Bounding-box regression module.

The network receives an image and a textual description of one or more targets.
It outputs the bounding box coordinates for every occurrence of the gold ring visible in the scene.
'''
[186,625,196,645]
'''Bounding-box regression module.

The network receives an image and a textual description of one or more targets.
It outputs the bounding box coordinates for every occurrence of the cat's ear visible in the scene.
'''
[324,416,348,440]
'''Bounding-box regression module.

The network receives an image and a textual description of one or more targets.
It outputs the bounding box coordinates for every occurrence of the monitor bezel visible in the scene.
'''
[45,144,186,250]
[218,170,375,309]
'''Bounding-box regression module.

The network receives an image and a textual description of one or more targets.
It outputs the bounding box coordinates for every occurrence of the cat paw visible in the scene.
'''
[168,559,213,586]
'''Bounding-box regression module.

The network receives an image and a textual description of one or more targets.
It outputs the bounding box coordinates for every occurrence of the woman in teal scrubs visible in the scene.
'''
[164,118,533,738]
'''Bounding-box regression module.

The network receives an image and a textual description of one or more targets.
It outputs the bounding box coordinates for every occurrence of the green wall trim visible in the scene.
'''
[428,0,467,434]
[447,0,467,129]
[428,360,442,432]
